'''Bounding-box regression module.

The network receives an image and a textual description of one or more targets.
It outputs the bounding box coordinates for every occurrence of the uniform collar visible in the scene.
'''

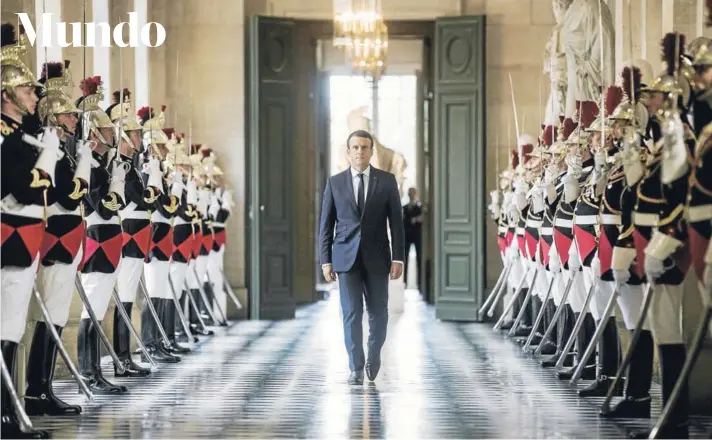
[350,165,371,178]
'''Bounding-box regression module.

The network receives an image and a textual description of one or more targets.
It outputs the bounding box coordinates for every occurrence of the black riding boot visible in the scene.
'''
[163,299,189,354]
[601,329,653,419]
[176,291,199,343]
[189,289,214,336]
[77,319,127,394]
[579,316,623,397]
[542,303,575,368]
[113,303,150,377]
[557,312,596,380]
[1,341,50,438]
[140,299,181,364]
[510,289,533,337]
[25,322,82,415]
[630,343,689,438]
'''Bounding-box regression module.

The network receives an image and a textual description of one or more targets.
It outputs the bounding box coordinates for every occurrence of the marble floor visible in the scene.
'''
[31,291,712,439]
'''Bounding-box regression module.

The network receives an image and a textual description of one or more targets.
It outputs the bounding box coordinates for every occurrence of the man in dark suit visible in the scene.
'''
[319,129,405,385]
[402,187,423,289]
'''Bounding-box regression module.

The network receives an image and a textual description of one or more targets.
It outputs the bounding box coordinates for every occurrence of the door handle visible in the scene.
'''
[260,205,265,212]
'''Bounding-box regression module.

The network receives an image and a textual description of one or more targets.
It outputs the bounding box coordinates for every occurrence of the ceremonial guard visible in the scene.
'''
[207,180,233,320]
[109,90,153,375]
[602,66,657,419]
[75,76,127,394]
[25,61,90,416]
[1,23,56,439]
[138,105,183,361]
[628,33,692,438]
[165,133,200,344]
[537,126,570,367]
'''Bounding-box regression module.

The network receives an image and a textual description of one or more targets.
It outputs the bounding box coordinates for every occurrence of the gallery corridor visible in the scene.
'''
[32,293,712,439]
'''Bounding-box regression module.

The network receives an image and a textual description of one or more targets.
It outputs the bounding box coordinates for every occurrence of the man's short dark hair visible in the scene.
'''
[346,130,374,149]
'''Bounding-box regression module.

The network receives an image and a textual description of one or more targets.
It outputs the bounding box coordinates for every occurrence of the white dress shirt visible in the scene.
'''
[351,165,370,203]
[322,166,402,268]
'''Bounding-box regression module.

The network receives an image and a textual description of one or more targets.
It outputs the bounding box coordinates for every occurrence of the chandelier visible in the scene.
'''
[333,0,388,82]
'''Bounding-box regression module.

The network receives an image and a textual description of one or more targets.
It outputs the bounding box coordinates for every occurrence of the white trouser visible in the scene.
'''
[208,248,227,316]
[648,283,684,345]
[567,242,588,313]
[534,264,549,299]
[592,279,617,322]
[617,283,647,330]
[582,265,603,321]
[1,259,39,342]
[169,261,189,301]
[145,260,171,299]
[185,257,208,290]
[80,269,120,320]
[116,257,144,303]
[38,249,83,327]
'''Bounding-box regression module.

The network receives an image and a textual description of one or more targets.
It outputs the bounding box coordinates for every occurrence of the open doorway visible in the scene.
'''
[317,39,424,297]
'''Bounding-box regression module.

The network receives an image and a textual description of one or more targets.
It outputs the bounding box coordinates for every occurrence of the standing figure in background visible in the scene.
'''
[403,187,423,289]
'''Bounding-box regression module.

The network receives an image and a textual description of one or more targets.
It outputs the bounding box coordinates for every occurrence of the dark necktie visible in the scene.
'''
[357,173,365,216]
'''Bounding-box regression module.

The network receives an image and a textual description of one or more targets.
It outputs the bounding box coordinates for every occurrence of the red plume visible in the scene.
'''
[706,0,712,26]
[163,128,175,137]
[122,88,131,98]
[79,76,102,96]
[41,62,64,81]
[510,149,519,170]
[604,85,624,117]
[177,132,185,140]
[137,106,153,124]
[1,23,17,48]
[190,144,202,155]
[621,67,641,103]
[662,32,686,75]
[161,105,167,112]
[200,148,213,158]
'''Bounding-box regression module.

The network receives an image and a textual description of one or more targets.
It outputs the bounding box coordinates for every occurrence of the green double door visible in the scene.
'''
[247,16,486,321]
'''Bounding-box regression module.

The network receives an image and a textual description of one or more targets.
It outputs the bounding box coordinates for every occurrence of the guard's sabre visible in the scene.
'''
[554,283,596,368]
[534,271,577,356]
[167,274,195,347]
[509,73,522,165]
[523,276,555,351]
[184,279,210,329]
[485,263,515,317]
[31,286,94,400]
[138,276,173,348]
[220,268,244,310]
[479,261,512,316]
[600,284,654,415]
[570,289,619,384]
[111,287,157,368]
[74,276,126,373]
[193,266,226,325]
[494,267,537,329]
[0,355,34,433]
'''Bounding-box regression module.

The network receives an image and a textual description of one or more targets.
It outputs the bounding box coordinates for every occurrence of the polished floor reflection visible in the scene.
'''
[34,292,712,438]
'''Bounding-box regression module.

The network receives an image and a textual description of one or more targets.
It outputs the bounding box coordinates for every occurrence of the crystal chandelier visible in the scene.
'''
[333,0,388,82]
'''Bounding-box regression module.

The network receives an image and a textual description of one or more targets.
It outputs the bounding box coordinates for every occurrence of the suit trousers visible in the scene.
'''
[337,249,389,372]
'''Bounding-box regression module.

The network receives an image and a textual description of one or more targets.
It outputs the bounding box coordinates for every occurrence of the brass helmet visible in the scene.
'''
[586,85,624,134]
[688,37,712,67]
[643,33,691,103]
[164,132,191,175]
[76,76,115,147]
[1,23,41,115]
[106,88,142,153]
[138,105,169,150]
[38,61,80,133]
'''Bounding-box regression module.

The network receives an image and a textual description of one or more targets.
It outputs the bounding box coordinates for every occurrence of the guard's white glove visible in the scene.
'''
[513,177,528,211]
[530,186,545,213]
[34,127,62,184]
[187,179,198,206]
[146,157,163,191]
[644,254,666,281]
[214,187,224,200]
[562,173,580,203]
[209,191,221,218]
[534,241,542,264]
[109,161,127,201]
[74,140,94,183]
[170,175,184,198]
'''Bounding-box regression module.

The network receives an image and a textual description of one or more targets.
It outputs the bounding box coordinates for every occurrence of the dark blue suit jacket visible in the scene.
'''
[319,167,405,275]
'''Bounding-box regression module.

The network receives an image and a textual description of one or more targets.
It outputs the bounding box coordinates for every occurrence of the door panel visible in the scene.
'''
[433,16,486,321]
[247,16,296,319]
